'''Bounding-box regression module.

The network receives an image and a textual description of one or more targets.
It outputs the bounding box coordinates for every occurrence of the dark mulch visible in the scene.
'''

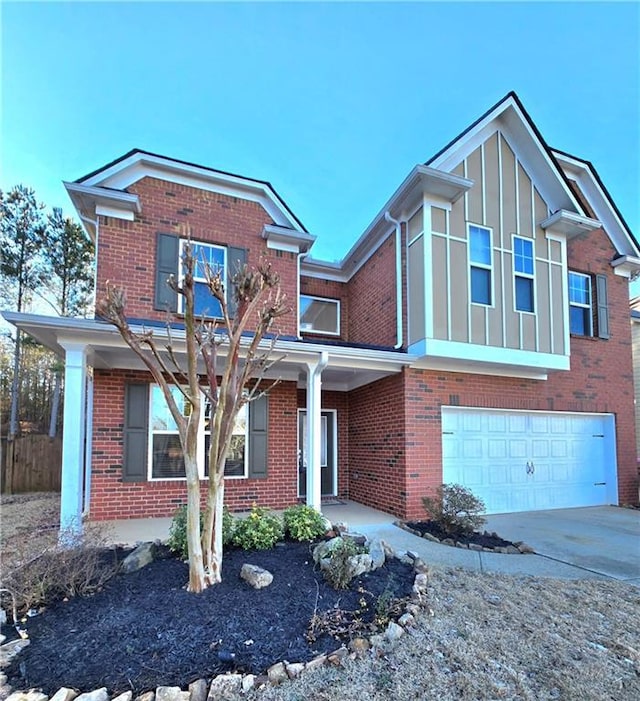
[405,520,515,549]
[7,542,414,696]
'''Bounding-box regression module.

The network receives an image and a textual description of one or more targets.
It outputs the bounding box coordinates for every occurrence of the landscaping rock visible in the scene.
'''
[240,675,255,694]
[111,693,133,701]
[368,634,385,649]
[327,647,349,666]
[206,675,242,700]
[75,689,109,701]
[413,572,429,595]
[188,679,207,701]
[49,688,79,701]
[422,532,440,543]
[517,542,535,554]
[0,611,6,625]
[385,621,405,641]
[304,654,327,672]
[347,553,372,577]
[0,639,30,668]
[5,692,48,701]
[121,542,156,573]
[348,637,370,655]
[267,662,288,684]
[285,662,304,678]
[413,558,429,574]
[240,564,273,589]
[156,687,189,701]
[368,539,386,570]
[341,532,367,547]
[312,537,343,563]
[398,612,415,627]
[332,521,348,534]
[469,543,483,551]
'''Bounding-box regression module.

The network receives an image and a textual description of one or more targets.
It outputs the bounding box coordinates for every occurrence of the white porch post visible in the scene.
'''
[59,342,88,541]
[305,352,328,512]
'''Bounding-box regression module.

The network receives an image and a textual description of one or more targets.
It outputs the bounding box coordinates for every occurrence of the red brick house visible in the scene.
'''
[5,92,640,532]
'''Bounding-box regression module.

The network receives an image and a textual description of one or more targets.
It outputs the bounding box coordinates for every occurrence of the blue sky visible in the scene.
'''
[2,2,638,285]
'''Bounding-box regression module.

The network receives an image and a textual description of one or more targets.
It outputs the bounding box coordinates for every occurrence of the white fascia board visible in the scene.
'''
[300,258,349,283]
[80,152,303,232]
[612,255,640,278]
[409,336,570,376]
[262,224,316,254]
[540,210,602,238]
[553,150,640,258]
[430,98,582,215]
[64,182,141,226]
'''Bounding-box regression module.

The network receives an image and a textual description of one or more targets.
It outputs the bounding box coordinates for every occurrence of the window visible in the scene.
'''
[569,272,593,336]
[299,295,340,335]
[468,224,493,305]
[513,236,535,313]
[179,240,226,317]
[149,385,248,480]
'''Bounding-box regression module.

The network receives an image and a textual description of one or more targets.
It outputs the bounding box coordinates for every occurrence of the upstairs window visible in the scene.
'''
[179,240,226,318]
[468,224,493,305]
[299,295,340,335]
[568,272,593,336]
[513,236,535,313]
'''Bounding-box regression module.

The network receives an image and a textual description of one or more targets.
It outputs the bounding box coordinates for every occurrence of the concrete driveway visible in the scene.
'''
[484,506,640,584]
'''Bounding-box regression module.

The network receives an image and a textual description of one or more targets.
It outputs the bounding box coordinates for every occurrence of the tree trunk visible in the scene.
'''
[48,370,62,438]
[8,330,22,440]
[202,470,225,585]
[184,452,207,593]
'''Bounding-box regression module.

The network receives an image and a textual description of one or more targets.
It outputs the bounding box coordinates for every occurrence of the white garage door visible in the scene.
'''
[442,407,618,514]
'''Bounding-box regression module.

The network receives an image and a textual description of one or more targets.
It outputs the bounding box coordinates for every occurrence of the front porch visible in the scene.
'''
[96,499,397,547]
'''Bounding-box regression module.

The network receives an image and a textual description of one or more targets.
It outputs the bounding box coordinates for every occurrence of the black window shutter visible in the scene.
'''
[227,247,247,318]
[596,274,609,339]
[248,394,268,479]
[154,233,179,312]
[123,383,149,482]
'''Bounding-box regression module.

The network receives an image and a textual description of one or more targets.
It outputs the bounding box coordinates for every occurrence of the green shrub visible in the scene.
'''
[422,483,486,536]
[322,538,366,590]
[168,504,235,560]
[232,505,283,550]
[283,504,327,542]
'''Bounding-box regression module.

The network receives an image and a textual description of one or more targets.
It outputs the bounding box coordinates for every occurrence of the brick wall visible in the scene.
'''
[96,176,299,337]
[90,369,299,520]
[347,234,398,347]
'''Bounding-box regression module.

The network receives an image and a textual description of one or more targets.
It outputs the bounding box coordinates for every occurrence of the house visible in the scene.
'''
[4,92,640,533]
[630,297,640,463]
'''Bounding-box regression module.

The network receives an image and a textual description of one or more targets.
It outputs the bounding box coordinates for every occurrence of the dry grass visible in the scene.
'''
[246,569,640,701]
[1,495,639,699]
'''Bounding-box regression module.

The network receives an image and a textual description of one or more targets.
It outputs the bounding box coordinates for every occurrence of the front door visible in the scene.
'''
[298,410,336,497]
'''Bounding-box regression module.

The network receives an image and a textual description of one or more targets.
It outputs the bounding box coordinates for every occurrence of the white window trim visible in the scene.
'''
[512,234,536,315]
[178,239,227,316]
[467,223,494,308]
[147,384,248,481]
[299,294,341,336]
[568,271,593,336]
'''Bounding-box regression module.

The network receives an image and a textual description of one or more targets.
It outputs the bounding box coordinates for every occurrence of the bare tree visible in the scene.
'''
[97,234,288,592]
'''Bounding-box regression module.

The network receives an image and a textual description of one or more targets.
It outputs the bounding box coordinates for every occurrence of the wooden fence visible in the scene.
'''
[1,435,62,494]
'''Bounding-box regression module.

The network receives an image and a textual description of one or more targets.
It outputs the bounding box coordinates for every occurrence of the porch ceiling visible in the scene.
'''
[3,312,413,393]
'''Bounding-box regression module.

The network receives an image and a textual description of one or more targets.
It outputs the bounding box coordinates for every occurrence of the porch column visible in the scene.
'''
[59,342,88,541]
[305,352,328,512]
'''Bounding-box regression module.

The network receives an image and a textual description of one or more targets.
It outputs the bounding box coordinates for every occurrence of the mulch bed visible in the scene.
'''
[6,542,414,696]
[405,520,515,549]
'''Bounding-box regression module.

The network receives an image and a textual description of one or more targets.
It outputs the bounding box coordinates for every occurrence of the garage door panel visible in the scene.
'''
[442,408,616,514]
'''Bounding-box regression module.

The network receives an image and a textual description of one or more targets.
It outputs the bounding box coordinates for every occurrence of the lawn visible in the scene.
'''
[1,494,639,701]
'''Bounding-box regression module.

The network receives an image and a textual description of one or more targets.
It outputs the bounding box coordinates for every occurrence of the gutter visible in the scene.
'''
[384,211,404,349]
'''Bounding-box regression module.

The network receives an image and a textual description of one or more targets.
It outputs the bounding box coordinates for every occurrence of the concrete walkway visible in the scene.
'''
[102,500,640,585]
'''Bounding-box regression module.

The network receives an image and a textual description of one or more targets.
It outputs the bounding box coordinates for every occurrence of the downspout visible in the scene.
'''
[384,212,404,349]
[297,251,306,339]
[79,213,99,313]
[306,351,329,512]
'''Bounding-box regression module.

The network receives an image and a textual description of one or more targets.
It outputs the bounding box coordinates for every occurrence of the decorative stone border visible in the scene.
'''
[395,521,535,554]
[0,537,429,701]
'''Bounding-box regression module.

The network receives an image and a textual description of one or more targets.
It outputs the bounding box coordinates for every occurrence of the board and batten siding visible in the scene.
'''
[417,130,566,357]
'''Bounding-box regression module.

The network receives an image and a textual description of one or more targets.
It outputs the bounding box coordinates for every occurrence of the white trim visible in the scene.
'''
[262,224,316,254]
[423,199,434,339]
[299,294,341,336]
[78,152,305,233]
[178,239,227,317]
[568,271,594,337]
[611,255,640,278]
[467,222,494,308]
[409,336,570,373]
[94,205,135,221]
[541,209,601,238]
[512,234,536,314]
[297,408,337,498]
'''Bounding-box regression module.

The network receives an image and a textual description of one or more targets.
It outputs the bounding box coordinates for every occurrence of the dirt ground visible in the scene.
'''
[1,494,639,700]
